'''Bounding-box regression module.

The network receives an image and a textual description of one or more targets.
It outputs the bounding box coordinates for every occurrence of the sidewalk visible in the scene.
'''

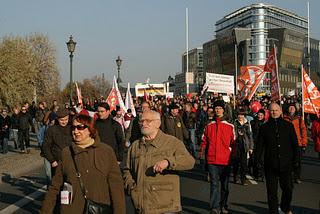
[0,133,43,184]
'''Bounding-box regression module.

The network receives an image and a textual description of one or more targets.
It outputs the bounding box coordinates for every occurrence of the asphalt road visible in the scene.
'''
[0,144,319,214]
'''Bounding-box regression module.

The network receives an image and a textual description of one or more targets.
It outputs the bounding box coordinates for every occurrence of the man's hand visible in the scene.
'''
[153,160,169,173]
[51,161,58,167]
[249,149,253,155]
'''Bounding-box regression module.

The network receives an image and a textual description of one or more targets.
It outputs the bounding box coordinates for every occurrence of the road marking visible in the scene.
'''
[0,185,46,214]
[246,175,258,185]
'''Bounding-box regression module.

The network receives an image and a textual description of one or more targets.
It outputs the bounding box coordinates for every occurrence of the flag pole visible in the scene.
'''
[307,1,311,77]
[275,44,281,102]
[186,8,189,94]
[234,44,237,110]
[301,65,305,120]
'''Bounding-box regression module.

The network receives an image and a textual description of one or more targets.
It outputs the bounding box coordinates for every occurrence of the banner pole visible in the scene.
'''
[302,65,305,121]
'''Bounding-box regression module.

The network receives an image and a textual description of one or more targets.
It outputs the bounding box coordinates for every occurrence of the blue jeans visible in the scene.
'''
[37,125,47,147]
[188,128,197,157]
[207,164,231,209]
[0,138,9,153]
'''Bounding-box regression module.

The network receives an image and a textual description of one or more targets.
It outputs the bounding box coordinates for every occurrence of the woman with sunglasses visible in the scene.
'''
[41,114,126,214]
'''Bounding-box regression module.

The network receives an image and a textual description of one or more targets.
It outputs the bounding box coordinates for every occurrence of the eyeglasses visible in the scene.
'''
[138,119,158,125]
[21,109,27,111]
[71,124,88,131]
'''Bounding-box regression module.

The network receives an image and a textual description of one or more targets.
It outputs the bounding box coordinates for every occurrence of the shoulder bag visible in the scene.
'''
[70,146,112,214]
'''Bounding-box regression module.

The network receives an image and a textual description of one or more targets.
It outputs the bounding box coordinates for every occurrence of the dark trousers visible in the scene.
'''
[233,150,248,182]
[265,168,293,214]
[207,164,231,209]
[294,148,302,180]
[18,129,30,150]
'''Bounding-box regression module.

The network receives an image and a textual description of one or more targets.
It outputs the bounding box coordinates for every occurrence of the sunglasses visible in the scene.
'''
[71,124,88,131]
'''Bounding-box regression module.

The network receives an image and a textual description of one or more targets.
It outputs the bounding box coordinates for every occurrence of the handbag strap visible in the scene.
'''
[70,146,88,199]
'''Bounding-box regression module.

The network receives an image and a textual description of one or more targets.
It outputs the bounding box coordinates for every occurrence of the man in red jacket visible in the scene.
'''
[199,100,235,214]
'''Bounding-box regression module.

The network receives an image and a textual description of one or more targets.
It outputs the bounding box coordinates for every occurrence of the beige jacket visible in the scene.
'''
[123,130,195,214]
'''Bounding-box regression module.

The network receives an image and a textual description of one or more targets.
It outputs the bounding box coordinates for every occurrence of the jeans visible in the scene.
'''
[0,138,9,153]
[18,129,30,150]
[11,129,19,148]
[207,164,231,209]
[37,125,47,147]
[188,128,197,157]
[44,158,52,187]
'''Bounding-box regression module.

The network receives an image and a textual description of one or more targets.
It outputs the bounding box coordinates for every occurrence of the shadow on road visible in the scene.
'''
[0,173,45,213]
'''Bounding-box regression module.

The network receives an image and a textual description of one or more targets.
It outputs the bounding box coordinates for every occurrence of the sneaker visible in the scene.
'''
[241,180,249,186]
[294,179,302,184]
[220,207,229,214]
[210,208,219,214]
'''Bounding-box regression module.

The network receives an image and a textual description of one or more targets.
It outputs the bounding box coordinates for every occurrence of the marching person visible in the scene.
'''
[256,103,298,214]
[41,108,72,178]
[17,106,33,153]
[199,100,235,214]
[123,110,195,213]
[160,103,189,142]
[232,109,253,186]
[95,102,125,163]
[283,104,307,184]
[0,108,11,154]
[41,114,125,213]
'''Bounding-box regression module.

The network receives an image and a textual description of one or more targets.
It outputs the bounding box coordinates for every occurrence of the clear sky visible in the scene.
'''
[1,0,319,88]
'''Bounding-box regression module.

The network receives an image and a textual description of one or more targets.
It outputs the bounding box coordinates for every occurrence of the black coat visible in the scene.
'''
[41,125,72,163]
[256,117,299,172]
[18,112,33,130]
[95,117,124,161]
[0,115,11,139]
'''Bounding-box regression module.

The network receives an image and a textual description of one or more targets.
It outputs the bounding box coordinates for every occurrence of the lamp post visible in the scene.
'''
[116,56,122,84]
[66,35,76,106]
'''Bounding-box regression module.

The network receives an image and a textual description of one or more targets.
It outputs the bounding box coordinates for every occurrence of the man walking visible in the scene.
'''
[18,106,33,153]
[0,108,11,154]
[256,103,298,214]
[123,110,195,213]
[95,102,124,163]
[41,108,72,178]
[199,100,235,214]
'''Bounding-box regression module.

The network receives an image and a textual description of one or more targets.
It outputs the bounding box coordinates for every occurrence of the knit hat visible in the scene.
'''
[213,100,225,110]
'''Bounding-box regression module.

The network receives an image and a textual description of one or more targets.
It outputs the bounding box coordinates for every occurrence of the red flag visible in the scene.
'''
[265,46,280,101]
[302,66,320,117]
[106,76,127,113]
[237,65,265,101]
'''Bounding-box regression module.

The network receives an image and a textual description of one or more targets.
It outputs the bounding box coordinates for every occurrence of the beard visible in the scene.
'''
[141,127,155,136]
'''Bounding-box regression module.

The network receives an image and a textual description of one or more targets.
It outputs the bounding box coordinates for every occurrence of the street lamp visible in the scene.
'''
[116,56,122,84]
[66,35,76,106]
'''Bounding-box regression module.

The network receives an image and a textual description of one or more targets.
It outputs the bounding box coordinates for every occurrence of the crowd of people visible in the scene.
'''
[0,93,319,214]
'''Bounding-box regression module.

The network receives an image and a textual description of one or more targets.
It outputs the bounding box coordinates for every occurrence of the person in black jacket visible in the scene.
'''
[250,108,266,178]
[256,103,298,214]
[18,106,33,153]
[41,108,72,177]
[95,102,124,163]
[0,108,11,154]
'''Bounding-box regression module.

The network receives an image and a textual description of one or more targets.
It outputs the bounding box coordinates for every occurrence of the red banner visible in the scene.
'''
[265,47,280,101]
[237,65,265,101]
[302,66,320,117]
[106,76,126,113]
